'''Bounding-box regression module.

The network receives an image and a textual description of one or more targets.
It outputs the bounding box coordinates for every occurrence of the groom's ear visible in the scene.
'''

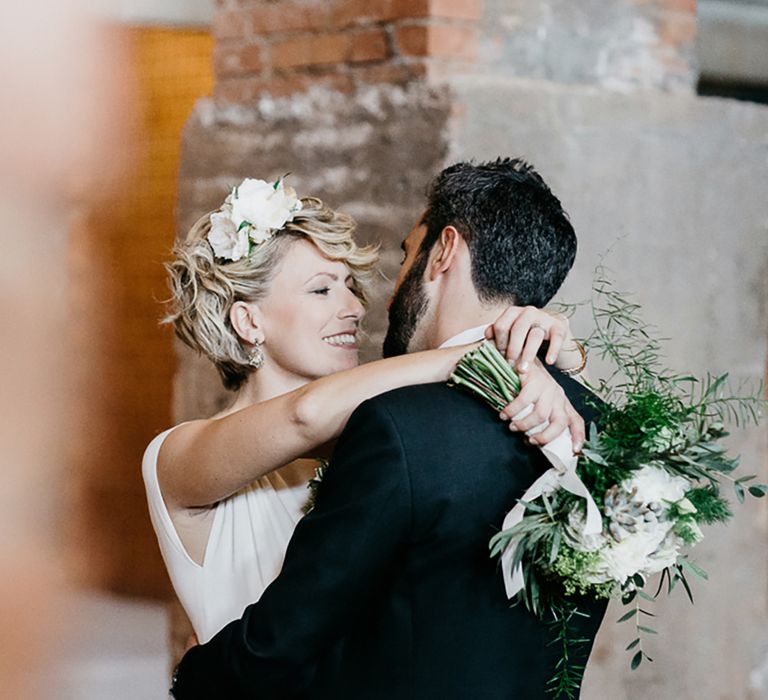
[427,225,463,281]
[230,301,266,345]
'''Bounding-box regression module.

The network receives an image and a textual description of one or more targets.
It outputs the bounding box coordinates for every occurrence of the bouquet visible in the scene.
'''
[450,270,766,699]
[302,458,329,516]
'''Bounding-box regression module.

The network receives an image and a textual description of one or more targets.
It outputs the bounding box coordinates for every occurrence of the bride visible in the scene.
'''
[142,176,588,644]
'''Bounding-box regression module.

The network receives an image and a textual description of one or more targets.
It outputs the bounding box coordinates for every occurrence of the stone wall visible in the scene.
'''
[174,0,768,694]
[476,0,697,90]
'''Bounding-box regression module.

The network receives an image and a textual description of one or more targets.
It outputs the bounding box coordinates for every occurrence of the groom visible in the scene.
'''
[170,158,607,699]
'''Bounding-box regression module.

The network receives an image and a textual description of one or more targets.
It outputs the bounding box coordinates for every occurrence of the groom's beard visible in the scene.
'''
[382,253,430,358]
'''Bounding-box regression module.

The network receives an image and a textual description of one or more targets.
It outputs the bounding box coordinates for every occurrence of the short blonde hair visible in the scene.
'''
[164,197,379,391]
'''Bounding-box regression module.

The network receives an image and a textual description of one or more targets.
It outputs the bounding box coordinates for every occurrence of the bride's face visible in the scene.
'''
[257,238,365,382]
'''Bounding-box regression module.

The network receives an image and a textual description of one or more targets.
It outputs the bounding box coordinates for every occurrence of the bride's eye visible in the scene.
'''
[311,287,330,296]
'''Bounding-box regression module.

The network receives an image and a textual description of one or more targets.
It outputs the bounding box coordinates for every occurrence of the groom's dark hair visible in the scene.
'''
[419,157,576,308]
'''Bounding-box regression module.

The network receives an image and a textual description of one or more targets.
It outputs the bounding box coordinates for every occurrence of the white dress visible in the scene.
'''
[142,426,316,643]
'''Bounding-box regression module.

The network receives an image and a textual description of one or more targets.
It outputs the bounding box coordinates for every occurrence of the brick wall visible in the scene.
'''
[209,0,698,103]
[212,0,483,102]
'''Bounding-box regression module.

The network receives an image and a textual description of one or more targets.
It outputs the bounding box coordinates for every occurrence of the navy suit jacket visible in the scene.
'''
[172,373,607,699]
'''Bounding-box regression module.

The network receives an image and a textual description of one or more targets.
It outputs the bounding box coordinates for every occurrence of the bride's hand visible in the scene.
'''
[498,359,585,452]
[485,306,573,371]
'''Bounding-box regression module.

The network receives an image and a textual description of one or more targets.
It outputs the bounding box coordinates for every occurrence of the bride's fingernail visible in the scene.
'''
[518,361,529,372]
[574,442,583,452]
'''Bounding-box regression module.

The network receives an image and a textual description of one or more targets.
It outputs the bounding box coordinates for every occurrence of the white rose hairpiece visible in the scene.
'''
[207,175,303,262]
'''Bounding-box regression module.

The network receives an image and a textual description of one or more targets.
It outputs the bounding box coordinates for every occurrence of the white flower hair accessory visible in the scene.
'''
[207,175,303,261]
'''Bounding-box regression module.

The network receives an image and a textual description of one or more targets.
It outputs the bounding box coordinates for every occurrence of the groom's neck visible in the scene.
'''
[428,299,510,349]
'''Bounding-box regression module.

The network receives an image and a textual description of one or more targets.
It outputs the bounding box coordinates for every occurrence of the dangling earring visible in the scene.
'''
[248,341,265,369]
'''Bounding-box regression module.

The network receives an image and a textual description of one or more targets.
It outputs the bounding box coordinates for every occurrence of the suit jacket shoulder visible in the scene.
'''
[362,368,600,439]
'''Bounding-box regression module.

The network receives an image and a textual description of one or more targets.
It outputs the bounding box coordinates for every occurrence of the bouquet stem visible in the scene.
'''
[450,342,522,411]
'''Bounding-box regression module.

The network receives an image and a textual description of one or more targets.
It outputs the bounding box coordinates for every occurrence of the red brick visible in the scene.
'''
[214,43,263,77]
[330,0,397,28]
[350,29,390,63]
[213,10,249,41]
[213,78,258,104]
[286,69,355,96]
[431,0,483,20]
[215,76,261,103]
[216,71,354,103]
[249,3,330,35]
[353,60,427,86]
[395,23,477,60]
[634,0,696,12]
[390,0,483,21]
[271,32,351,69]
[394,25,429,56]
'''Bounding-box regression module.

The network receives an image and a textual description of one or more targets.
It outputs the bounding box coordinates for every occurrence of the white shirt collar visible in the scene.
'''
[438,324,490,348]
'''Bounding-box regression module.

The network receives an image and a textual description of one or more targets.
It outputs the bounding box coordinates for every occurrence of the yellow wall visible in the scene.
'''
[69,27,213,598]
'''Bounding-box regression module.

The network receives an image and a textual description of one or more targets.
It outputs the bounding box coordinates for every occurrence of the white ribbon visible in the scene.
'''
[500,426,603,599]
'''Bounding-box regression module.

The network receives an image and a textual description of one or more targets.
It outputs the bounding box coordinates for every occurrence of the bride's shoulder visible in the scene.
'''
[153,419,209,465]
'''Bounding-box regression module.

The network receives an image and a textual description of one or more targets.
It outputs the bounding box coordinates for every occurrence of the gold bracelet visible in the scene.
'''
[559,340,587,376]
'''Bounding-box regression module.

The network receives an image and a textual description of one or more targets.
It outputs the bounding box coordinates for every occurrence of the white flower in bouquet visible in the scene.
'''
[208,207,249,262]
[587,527,680,584]
[230,177,302,243]
[628,464,689,505]
[576,465,695,585]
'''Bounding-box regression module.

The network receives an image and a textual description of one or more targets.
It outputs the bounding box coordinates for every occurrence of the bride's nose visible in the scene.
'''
[339,287,365,321]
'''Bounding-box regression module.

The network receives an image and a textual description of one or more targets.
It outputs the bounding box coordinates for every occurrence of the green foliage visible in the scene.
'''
[684,486,732,524]
[582,265,764,449]
[573,265,765,504]
[673,520,701,546]
[597,391,686,463]
[455,263,766,683]
[551,545,613,599]
[616,592,656,669]
[490,511,560,618]
[545,603,591,700]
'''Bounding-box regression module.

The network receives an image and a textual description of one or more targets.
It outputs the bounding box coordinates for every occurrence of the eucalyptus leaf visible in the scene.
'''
[617,609,637,623]
[679,558,708,581]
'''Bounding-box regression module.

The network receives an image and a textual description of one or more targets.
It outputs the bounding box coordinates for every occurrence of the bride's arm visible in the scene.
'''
[158,345,473,510]
[160,307,589,511]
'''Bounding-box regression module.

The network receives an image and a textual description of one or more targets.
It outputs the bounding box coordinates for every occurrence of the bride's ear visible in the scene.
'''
[230,301,265,345]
